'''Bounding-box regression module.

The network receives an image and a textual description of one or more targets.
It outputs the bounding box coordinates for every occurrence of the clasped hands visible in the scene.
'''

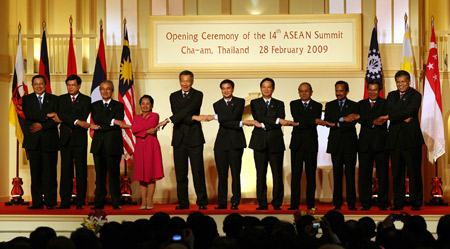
[373,115,413,126]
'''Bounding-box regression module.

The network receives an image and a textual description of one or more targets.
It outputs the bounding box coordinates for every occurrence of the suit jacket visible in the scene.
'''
[213,97,246,151]
[57,93,91,147]
[169,88,205,148]
[289,99,322,152]
[324,98,358,154]
[357,98,388,152]
[22,93,59,151]
[385,88,424,150]
[249,97,285,152]
[90,100,124,155]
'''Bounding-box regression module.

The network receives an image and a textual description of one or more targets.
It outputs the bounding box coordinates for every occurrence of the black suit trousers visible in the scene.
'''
[290,148,317,208]
[27,148,57,207]
[60,144,88,206]
[214,149,243,205]
[358,148,389,207]
[390,146,423,207]
[93,145,121,208]
[254,149,284,207]
[173,143,208,206]
[331,151,356,207]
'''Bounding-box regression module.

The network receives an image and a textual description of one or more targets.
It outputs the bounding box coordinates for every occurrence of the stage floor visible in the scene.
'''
[0,203,448,242]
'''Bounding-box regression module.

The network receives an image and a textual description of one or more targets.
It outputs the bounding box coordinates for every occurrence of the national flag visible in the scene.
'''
[420,21,445,161]
[8,27,29,145]
[39,26,52,93]
[118,22,135,159]
[89,22,107,138]
[67,18,77,77]
[364,25,383,98]
[400,19,416,89]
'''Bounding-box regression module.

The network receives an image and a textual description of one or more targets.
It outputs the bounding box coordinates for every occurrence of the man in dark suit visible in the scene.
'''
[160,70,208,210]
[249,78,294,210]
[324,81,359,210]
[288,82,324,210]
[211,79,261,210]
[357,81,389,211]
[379,70,424,211]
[90,80,125,210]
[22,75,59,209]
[55,75,91,209]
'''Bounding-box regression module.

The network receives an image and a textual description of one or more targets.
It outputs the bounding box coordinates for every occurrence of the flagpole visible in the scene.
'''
[6,22,29,206]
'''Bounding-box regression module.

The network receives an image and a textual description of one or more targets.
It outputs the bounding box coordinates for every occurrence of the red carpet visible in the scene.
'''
[2,203,450,216]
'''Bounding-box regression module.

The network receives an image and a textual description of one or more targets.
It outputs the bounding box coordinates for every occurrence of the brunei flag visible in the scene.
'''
[9,27,29,145]
[118,21,135,159]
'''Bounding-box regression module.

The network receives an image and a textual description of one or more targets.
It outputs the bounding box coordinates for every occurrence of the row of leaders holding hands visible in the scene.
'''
[22,69,424,211]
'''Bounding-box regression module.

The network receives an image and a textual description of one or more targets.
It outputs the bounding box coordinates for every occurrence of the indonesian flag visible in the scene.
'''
[400,19,416,89]
[420,22,445,161]
[67,21,77,76]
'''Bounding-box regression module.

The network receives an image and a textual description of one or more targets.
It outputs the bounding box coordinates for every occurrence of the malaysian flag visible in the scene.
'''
[118,21,135,159]
[364,25,383,98]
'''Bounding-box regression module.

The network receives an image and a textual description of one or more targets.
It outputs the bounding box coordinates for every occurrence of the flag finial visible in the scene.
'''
[69,15,73,25]
[42,20,46,28]
[374,16,378,26]
[432,15,435,22]
[18,22,21,31]
[404,13,407,23]
[124,18,127,25]
[100,19,103,27]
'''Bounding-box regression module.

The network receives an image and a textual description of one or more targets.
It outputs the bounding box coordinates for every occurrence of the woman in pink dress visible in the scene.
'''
[131,95,164,210]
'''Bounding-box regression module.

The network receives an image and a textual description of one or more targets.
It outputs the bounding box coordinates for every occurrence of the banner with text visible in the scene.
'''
[149,15,362,73]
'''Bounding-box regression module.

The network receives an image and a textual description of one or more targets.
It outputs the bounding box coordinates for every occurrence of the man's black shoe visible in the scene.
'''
[91,206,104,210]
[390,206,403,210]
[378,206,388,211]
[333,205,341,210]
[27,205,44,210]
[411,206,421,211]
[46,205,55,209]
[214,205,227,210]
[175,205,189,210]
[113,205,122,210]
[198,205,207,210]
[273,206,282,210]
[308,206,317,210]
[256,205,268,210]
[287,206,299,210]
[56,205,70,209]
[360,206,371,211]
[230,204,239,210]
[76,204,84,210]
[348,205,357,210]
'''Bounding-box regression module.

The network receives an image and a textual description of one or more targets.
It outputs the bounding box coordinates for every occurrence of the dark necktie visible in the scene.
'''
[38,96,42,110]
[339,100,343,111]
[226,100,230,106]
[104,102,108,109]
[183,92,187,99]
[72,96,75,104]
[303,102,308,110]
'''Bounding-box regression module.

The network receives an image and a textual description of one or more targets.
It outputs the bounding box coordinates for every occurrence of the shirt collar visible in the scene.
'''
[302,100,311,105]
[223,97,233,103]
[36,92,45,99]
[102,99,111,105]
[182,90,189,95]
[71,93,79,99]
[263,97,272,103]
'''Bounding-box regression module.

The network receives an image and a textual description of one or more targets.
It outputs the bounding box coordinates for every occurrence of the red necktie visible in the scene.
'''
[226,100,230,106]
[72,96,75,103]
[370,101,374,108]
[400,92,404,99]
